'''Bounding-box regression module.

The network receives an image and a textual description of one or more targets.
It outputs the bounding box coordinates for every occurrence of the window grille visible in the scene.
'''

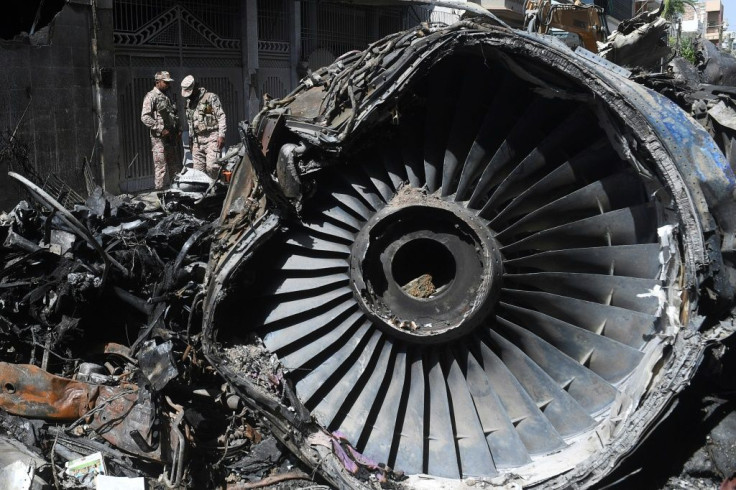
[300,0,404,64]
[258,0,290,42]
[114,0,240,40]
[606,0,633,21]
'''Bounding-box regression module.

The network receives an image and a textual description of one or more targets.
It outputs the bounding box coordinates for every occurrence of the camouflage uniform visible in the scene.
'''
[185,87,227,178]
[141,87,180,189]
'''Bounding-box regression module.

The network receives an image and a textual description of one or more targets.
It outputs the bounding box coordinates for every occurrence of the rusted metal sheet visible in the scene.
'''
[0,363,164,461]
[87,384,164,462]
[0,362,97,420]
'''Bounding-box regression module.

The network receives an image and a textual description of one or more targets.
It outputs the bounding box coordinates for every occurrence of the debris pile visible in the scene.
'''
[634,39,736,193]
[598,8,670,71]
[0,176,310,489]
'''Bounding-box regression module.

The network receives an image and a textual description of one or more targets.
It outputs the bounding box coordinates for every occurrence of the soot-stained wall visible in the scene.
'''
[0,1,105,212]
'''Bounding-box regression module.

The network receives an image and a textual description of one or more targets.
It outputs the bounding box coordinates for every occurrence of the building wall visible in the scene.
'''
[0,0,414,206]
[682,3,704,33]
[0,0,114,212]
[682,1,703,30]
[607,0,634,22]
[705,0,723,42]
[723,30,735,51]
[475,0,526,26]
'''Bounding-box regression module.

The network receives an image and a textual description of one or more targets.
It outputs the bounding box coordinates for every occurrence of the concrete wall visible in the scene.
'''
[0,1,113,212]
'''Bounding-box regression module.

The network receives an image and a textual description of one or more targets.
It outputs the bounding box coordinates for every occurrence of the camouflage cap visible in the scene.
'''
[155,71,174,82]
[181,75,196,97]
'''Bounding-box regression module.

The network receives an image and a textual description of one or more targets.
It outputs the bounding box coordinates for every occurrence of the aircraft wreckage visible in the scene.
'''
[0,16,735,490]
[201,20,736,489]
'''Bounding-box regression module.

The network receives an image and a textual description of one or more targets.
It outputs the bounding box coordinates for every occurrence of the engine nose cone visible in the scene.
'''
[350,188,503,344]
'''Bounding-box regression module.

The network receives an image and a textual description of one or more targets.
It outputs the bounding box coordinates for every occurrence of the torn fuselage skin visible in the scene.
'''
[202,22,736,489]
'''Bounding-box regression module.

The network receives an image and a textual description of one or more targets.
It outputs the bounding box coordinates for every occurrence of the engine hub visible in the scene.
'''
[350,188,502,344]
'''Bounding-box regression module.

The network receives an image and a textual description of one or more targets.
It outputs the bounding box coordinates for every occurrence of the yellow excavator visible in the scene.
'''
[523,0,609,53]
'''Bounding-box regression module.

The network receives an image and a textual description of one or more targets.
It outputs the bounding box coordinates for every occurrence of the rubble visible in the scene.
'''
[634,39,736,204]
[598,8,671,71]
[0,163,314,488]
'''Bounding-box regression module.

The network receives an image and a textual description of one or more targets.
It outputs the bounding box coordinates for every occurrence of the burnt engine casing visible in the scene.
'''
[202,22,736,489]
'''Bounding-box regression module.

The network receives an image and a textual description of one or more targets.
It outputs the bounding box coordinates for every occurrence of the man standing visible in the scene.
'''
[141,71,180,190]
[180,75,227,178]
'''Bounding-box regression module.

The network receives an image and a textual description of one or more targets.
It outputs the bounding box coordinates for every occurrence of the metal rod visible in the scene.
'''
[8,172,129,285]
[30,0,47,35]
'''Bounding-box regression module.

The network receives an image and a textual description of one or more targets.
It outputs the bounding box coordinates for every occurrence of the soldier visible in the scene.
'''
[141,71,181,190]
[180,75,227,179]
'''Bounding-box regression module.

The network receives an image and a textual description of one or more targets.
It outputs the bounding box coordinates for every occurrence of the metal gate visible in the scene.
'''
[114,1,242,193]
[255,0,407,103]
[300,1,405,72]
[258,0,292,100]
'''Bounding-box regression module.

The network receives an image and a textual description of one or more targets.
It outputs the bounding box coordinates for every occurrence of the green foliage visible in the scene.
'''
[669,36,698,64]
[679,37,697,64]
[662,0,698,20]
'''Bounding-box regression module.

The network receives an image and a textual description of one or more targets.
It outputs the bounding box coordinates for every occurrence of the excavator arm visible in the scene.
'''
[525,0,609,52]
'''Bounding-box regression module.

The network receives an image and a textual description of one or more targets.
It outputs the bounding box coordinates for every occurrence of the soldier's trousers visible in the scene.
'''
[192,132,221,179]
[151,136,178,190]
